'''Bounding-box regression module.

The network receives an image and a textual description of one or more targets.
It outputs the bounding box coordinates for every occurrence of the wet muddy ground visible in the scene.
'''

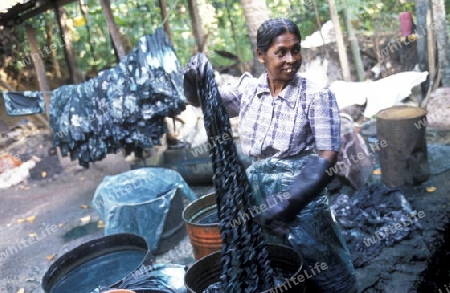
[0,129,449,293]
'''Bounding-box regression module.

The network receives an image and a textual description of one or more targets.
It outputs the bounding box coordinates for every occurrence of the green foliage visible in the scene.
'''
[7,0,448,78]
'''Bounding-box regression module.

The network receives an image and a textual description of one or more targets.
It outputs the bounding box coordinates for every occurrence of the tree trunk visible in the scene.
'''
[311,0,328,59]
[54,6,81,84]
[431,0,449,87]
[224,0,243,73]
[25,24,50,126]
[415,0,429,72]
[240,0,269,76]
[158,0,172,41]
[79,0,97,72]
[44,12,61,78]
[187,0,206,52]
[99,0,126,59]
[328,0,351,81]
[342,0,364,81]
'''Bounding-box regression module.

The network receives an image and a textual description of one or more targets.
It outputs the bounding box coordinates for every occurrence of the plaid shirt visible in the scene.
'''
[219,72,340,159]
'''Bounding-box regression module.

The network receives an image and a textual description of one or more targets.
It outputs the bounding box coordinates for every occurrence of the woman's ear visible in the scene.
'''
[256,48,265,64]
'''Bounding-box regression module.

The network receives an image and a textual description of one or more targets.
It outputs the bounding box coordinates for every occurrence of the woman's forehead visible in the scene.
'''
[271,32,300,47]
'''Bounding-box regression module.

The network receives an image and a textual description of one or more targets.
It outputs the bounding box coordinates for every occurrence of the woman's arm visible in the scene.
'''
[217,72,254,118]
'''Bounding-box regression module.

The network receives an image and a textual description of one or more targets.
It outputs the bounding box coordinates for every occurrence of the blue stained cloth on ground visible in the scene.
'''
[2,91,45,116]
[246,154,357,293]
[329,183,421,268]
[92,168,196,252]
[50,28,187,167]
[427,143,450,175]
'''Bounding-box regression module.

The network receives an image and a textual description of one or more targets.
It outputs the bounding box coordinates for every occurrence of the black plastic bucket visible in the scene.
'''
[42,233,153,293]
[184,244,305,293]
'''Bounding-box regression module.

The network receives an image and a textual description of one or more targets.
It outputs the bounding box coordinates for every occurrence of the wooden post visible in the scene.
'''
[24,24,51,127]
[158,0,172,41]
[99,0,126,59]
[187,0,206,52]
[431,0,449,87]
[328,0,351,81]
[426,8,435,82]
[415,0,429,72]
[44,12,62,78]
[240,0,270,76]
[79,0,97,72]
[54,6,80,84]
[342,0,364,81]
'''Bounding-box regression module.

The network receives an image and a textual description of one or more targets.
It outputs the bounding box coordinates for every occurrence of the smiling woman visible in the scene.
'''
[216,18,356,292]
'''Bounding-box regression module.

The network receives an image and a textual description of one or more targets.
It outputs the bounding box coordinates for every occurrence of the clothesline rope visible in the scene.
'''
[1,91,53,94]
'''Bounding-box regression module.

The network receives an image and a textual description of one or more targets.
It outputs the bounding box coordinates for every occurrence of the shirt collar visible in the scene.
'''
[256,72,301,108]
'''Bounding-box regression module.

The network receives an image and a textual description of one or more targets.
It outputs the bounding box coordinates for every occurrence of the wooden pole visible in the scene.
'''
[431,0,449,87]
[99,0,126,59]
[426,8,435,83]
[24,24,50,128]
[342,0,364,81]
[187,0,206,52]
[44,12,62,78]
[311,0,329,59]
[54,6,80,84]
[158,0,172,41]
[240,0,270,76]
[415,0,429,72]
[79,0,97,72]
[328,0,351,81]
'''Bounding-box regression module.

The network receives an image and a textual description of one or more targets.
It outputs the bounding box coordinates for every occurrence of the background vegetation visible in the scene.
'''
[6,0,450,78]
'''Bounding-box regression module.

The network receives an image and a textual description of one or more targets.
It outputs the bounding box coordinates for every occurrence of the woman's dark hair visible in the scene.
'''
[257,18,301,54]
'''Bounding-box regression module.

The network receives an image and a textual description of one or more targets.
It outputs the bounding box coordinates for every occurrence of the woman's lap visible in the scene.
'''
[246,155,357,292]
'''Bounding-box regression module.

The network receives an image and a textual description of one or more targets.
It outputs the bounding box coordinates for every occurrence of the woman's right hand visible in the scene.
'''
[183,54,209,107]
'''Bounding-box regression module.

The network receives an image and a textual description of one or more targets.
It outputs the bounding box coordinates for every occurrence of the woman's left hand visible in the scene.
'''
[258,199,294,236]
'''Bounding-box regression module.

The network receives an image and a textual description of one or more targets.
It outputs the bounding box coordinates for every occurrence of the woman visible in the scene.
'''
[186,18,357,292]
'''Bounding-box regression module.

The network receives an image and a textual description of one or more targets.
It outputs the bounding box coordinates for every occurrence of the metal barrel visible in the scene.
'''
[184,244,305,293]
[182,192,222,260]
[376,105,429,187]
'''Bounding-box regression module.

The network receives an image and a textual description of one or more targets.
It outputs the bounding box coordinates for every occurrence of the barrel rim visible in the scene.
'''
[182,192,219,227]
[376,105,427,120]
[42,233,150,293]
[184,244,304,293]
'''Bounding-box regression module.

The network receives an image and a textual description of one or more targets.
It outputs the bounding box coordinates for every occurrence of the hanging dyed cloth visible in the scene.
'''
[185,53,275,292]
[49,28,186,167]
[2,91,45,116]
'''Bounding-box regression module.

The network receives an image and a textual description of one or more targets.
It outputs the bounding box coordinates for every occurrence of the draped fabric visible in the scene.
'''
[50,28,186,167]
[187,53,276,292]
[3,91,45,116]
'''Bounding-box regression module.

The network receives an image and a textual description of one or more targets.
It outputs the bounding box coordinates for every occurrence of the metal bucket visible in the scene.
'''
[182,192,221,260]
[184,244,305,293]
[376,105,430,187]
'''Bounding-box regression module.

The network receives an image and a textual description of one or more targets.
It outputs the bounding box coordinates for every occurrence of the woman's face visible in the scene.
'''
[258,32,302,84]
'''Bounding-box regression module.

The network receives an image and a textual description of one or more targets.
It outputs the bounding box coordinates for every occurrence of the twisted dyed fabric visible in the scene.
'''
[186,53,275,292]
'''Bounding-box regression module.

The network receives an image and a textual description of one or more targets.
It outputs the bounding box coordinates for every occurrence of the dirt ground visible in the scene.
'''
[0,127,449,293]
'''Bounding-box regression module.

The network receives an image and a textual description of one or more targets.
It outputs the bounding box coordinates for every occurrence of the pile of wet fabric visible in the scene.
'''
[50,28,186,167]
[185,53,275,292]
[330,183,422,268]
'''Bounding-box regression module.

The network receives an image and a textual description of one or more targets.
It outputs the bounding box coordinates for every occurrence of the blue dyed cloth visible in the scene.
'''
[246,153,357,293]
[3,91,45,116]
